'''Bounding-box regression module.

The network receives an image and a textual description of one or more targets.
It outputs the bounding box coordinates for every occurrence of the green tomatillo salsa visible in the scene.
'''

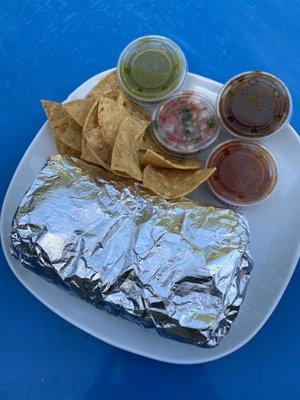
[117,36,187,104]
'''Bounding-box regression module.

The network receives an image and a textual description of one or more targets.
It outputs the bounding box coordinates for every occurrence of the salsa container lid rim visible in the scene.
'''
[117,35,188,104]
[151,90,221,155]
[205,139,279,207]
[216,70,293,140]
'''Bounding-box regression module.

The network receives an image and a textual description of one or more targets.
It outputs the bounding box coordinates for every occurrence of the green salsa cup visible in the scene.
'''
[117,36,187,104]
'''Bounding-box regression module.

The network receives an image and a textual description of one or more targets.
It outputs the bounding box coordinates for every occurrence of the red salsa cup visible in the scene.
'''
[217,71,292,140]
[206,140,278,207]
[151,91,220,156]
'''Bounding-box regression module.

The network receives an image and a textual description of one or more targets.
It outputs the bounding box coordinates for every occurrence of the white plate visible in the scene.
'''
[1,69,300,364]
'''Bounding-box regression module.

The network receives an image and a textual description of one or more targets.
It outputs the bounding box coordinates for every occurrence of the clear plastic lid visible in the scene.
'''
[117,36,187,104]
[206,140,278,207]
[217,71,292,140]
[151,91,220,156]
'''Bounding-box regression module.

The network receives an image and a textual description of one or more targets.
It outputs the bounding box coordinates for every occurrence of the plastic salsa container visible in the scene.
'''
[206,140,278,207]
[117,35,187,104]
[217,71,292,140]
[151,91,220,156]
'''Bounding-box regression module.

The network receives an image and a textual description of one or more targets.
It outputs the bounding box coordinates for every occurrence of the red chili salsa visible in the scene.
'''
[218,72,291,139]
[206,140,278,206]
[151,91,220,156]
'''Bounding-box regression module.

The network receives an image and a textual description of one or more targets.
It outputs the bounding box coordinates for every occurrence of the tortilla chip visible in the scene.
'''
[112,169,131,178]
[56,140,81,158]
[139,150,146,164]
[111,116,149,181]
[42,99,74,158]
[76,158,131,184]
[116,91,150,121]
[42,100,69,141]
[60,119,82,152]
[83,126,111,164]
[139,128,162,153]
[87,71,120,101]
[81,141,130,178]
[141,149,204,170]
[81,142,111,171]
[143,165,216,199]
[62,98,94,127]
[98,96,130,148]
[82,100,99,134]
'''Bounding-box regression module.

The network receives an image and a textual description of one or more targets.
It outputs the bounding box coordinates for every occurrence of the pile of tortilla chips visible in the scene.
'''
[42,71,215,199]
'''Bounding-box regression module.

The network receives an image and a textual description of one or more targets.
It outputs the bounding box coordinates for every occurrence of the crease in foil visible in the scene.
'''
[11,155,252,347]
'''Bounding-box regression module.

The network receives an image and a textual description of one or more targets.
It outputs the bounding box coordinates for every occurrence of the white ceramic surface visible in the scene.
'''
[1,69,300,364]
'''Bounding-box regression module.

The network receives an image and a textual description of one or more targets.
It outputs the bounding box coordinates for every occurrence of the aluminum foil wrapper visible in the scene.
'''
[11,155,252,347]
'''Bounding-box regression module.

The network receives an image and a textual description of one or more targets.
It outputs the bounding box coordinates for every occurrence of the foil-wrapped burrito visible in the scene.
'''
[11,155,252,347]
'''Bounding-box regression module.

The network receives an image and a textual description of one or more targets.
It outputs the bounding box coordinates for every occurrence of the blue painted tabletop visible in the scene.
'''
[1,1,300,399]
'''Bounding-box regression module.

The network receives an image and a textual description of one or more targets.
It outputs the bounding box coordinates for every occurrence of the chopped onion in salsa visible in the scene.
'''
[151,91,220,156]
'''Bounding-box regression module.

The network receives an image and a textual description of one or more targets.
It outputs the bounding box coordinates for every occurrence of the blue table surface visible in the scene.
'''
[1,1,300,399]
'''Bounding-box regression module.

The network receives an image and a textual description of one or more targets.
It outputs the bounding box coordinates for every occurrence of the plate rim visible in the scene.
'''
[1,69,300,364]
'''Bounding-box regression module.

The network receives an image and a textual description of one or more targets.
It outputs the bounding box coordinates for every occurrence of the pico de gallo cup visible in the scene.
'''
[151,91,220,156]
